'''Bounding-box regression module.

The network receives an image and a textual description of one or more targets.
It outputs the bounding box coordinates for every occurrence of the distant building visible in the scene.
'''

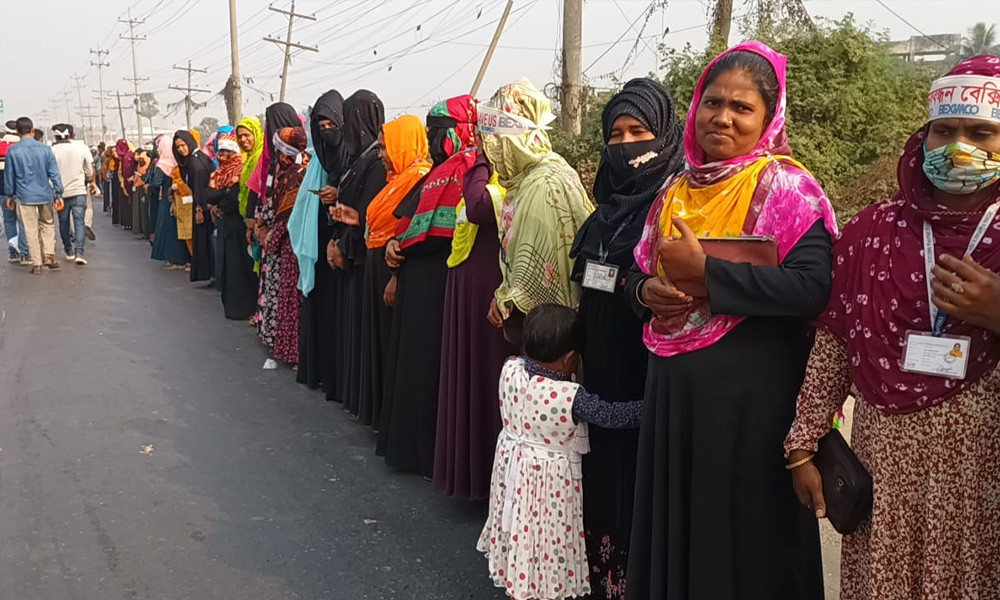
[888,34,961,64]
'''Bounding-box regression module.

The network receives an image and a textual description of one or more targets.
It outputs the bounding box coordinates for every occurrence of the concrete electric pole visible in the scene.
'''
[108,91,132,140]
[561,0,583,135]
[264,0,318,103]
[119,8,148,146]
[70,73,88,135]
[225,0,244,124]
[90,48,110,144]
[169,61,211,130]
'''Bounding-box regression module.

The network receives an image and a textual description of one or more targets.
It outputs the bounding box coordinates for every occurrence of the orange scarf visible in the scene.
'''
[171,165,192,197]
[365,115,430,249]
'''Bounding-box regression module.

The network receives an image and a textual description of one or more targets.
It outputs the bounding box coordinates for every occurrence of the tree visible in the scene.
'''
[194,116,220,148]
[137,92,160,136]
[960,22,1000,58]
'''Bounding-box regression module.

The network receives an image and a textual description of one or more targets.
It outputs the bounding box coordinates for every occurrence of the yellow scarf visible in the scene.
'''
[447,172,505,268]
[660,157,779,238]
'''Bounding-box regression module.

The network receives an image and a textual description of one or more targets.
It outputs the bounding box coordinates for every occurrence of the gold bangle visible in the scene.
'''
[785,454,814,471]
[636,277,650,308]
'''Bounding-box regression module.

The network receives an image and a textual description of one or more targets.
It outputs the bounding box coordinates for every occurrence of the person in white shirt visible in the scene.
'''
[50,124,93,264]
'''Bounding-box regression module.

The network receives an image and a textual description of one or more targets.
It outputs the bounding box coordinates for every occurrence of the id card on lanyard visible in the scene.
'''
[901,201,1000,379]
[581,220,630,294]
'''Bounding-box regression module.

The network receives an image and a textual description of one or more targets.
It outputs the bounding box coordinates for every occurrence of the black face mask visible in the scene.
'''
[601,138,662,191]
[318,127,342,151]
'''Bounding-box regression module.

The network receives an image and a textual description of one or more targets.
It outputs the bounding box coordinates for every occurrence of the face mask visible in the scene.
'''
[602,139,662,189]
[318,127,342,151]
[922,141,1000,194]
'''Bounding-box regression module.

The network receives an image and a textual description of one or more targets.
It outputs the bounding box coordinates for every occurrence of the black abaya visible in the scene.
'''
[297,201,339,391]
[625,221,832,600]
[205,183,258,319]
[375,237,451,477]
[577,285,646,595]
[333,148,388,414]
[181,152,215,282]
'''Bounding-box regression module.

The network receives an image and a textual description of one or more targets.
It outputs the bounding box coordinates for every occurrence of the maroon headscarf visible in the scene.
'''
[115,139,135,193]
[820,55,1000,414]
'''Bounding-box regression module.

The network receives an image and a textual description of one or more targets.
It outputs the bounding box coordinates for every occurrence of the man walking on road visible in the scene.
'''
[51,123,92,265]
[4,117,64,274]
[0,120,28,263]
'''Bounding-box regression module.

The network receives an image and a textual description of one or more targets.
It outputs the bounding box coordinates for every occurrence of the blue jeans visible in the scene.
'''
[1,197,27,255]
[58,195,88,255]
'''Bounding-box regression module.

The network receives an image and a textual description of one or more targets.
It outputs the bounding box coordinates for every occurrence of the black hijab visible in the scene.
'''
[172,130,200,170]
[571,77,685,271]
[311,90,346,185]
[265,102,301,160]
[342,90,385,165]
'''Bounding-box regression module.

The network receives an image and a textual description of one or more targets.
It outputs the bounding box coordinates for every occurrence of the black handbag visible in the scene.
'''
[813,429,873,535]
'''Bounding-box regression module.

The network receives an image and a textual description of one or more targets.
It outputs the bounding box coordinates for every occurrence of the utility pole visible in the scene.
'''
[169,61,211,130]
[119,8,147,146]
[225,0,244,124]
[264,0,318,102]
[63,90,74,123]
[560,0,583,134]
[70,73,87,131]
[471,0,514,97]
[108,91,131,140]
[80,105,98,143]
[90,47,110,144]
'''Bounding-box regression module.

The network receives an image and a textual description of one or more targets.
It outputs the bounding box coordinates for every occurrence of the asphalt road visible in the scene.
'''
[0,212,506,600]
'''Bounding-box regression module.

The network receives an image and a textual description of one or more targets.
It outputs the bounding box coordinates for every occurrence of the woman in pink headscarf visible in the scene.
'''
[625,42,837,598]
[787,55,1000,599]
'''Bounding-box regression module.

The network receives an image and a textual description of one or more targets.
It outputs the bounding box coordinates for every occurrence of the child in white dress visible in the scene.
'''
[478,304,642,600]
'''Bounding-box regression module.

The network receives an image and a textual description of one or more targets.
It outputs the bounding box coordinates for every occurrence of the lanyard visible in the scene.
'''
[923,200,1000,335]
[598,217,634,264]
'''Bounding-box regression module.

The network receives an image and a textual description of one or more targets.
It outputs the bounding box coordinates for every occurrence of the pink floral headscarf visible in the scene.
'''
[634,41,837,358]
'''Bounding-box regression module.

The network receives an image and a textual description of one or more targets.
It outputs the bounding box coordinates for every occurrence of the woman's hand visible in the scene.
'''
[316,186,339,205]
[789,450,826,519]
[327,239,344,270]
[195,207,205,225]
[385,238,404,269]
[657,218,709,297]
[931,253,1000,335]
[258,226,270,248]
[487,297,504,328]
[641,276,693,319]
[170,203,175,217]
[383,275,398,307]
[329,204,360,226]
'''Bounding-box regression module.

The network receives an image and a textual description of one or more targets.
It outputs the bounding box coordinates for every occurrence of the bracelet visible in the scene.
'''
[636,277,650,308]
[785,454,815,471]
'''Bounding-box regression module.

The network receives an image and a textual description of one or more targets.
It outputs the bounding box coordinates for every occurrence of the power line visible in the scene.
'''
[874,0,948,50]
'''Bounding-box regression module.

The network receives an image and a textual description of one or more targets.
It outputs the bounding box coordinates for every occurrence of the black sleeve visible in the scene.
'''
[205,185,240,216]
[340,160,389,264]
[572,389,642,429]
[705,219,833,318]
[246,191,260,220]
[625,264,653,321]
[190,159,214,208]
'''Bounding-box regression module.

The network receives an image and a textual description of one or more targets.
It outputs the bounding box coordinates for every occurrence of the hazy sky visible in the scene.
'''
[1,0,994,142]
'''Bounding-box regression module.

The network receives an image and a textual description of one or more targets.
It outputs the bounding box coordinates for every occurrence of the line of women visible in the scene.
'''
[111,41,1000,600]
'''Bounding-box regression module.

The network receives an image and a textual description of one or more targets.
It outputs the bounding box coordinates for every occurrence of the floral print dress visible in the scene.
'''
[478,357,591,600]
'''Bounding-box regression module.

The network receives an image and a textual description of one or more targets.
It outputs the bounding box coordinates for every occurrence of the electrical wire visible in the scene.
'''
[874,0,948,49]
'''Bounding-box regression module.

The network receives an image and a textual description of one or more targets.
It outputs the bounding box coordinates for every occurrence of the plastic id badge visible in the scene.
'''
[901,331,971,380]
[582,260,619,293]
[181,195,194,205]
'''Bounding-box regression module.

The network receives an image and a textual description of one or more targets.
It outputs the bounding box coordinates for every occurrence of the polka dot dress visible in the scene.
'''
[477,358,591,599]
